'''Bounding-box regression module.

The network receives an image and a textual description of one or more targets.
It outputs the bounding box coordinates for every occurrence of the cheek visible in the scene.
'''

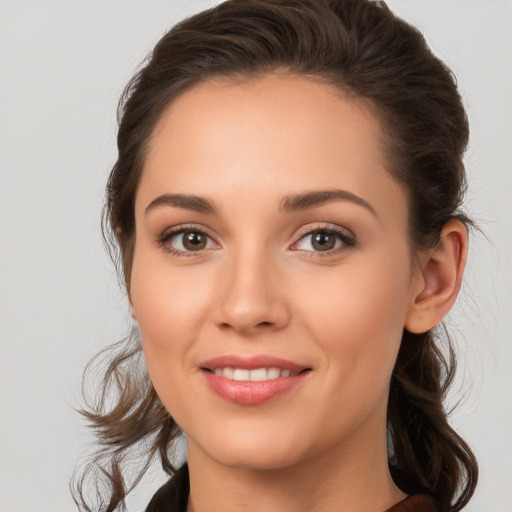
[129,261,216,422]
[129,249,214,375]
[294,257,411,389]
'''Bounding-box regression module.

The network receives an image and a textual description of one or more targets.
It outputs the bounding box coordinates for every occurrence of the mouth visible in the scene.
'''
[199,355,312,405]
[204,367,305,381]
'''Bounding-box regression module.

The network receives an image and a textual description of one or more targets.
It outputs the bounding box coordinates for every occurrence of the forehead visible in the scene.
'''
[147,74,383,170]
[138,74,407,224]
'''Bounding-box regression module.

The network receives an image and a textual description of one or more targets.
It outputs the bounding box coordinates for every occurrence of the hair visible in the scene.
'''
[72,1,478,511]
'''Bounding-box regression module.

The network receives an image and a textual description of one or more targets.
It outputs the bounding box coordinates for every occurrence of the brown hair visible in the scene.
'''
[73,1,478,510]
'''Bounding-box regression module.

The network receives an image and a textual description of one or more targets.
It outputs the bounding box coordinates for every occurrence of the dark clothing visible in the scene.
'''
[146,464,190,512]
[384,494,439,512]
[146,464,439,512]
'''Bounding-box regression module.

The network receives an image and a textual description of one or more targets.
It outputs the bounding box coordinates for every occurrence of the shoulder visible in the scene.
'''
[145,464,190,512]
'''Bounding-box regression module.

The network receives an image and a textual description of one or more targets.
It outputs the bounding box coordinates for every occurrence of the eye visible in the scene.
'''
[159,227,218,255]
[292,227,355,254]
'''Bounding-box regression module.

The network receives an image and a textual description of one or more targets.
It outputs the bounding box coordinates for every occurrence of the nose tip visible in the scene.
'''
[218,304,281,333]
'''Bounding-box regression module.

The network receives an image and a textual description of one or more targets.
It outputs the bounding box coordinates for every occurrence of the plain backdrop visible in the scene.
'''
[0,1,511,511]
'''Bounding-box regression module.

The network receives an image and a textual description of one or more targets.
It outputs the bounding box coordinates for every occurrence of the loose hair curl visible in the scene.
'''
[73,1,478,510]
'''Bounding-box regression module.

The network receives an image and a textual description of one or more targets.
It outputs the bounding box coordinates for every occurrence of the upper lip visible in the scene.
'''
[200,355,310,373]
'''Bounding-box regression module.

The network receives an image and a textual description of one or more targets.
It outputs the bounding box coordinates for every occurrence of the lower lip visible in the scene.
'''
[202,370,309,405]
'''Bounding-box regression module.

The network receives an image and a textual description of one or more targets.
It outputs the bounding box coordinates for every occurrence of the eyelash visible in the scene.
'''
[157,224,218,258]
[157,223,357,258]
[291,225,357,258]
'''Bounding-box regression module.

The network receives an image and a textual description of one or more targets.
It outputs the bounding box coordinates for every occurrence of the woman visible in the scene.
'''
[73,0,478,511]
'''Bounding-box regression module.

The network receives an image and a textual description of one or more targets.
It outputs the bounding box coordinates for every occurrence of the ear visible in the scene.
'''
[405,220,468,334]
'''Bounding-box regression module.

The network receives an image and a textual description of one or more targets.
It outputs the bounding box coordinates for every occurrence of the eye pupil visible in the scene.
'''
[312,231,335,251]
[183,231,206,250]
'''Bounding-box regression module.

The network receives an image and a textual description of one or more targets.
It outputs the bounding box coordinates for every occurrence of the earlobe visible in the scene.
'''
[405,220,468,334]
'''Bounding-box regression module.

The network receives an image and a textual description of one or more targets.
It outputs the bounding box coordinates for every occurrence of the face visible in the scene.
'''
[130,75,423,471]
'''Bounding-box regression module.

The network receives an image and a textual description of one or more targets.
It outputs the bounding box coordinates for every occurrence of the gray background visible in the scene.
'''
[0,1,510,511]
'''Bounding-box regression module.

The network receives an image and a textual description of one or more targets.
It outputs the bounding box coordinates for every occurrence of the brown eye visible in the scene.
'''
[311,231,336,251]
[293,227,355,255]
[162,228,218,254]
[182,231,207,251]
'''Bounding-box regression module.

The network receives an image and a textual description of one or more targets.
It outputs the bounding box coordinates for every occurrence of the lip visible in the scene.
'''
[200,354,309,373]
[199,355,312,405]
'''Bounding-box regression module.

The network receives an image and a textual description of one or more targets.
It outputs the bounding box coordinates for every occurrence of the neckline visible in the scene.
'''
[146,464,438,512]
[384,493,439,511]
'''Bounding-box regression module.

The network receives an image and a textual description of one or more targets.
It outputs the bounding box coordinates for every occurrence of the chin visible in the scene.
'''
[190,425,304,471]
[214,448,300,472]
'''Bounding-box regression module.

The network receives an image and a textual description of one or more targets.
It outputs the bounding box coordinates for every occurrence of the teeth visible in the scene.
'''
[249,368,267,381]
[267,368,281,379]
[233,369,250,381]
[223,367,234,379]
[212,367,297,381]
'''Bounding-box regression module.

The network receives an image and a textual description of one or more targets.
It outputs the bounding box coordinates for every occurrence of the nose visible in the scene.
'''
[213,249,290,335]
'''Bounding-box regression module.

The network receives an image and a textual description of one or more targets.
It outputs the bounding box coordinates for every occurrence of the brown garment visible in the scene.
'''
[385,494,440,512]
[146,464,440,512]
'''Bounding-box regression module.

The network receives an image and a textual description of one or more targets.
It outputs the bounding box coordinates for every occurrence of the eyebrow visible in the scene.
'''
[280,189,377,216]
[144,188,376,217]
[145,193,218,215]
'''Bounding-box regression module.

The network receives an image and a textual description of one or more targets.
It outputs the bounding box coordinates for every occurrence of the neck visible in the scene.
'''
[186,426,405,512]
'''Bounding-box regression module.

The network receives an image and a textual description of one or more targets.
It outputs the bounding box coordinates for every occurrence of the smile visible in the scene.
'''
[210,367,298,381]
[199,355,311,405]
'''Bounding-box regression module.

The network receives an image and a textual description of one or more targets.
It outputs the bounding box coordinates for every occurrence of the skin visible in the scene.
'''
[129,75,467,512]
